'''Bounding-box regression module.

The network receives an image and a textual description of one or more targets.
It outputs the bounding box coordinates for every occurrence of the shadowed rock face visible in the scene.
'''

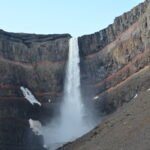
[0,118,46,150]
[0,32,71,150]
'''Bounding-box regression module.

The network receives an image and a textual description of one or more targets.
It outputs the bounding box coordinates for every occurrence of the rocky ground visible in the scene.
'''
[58,88,150,150]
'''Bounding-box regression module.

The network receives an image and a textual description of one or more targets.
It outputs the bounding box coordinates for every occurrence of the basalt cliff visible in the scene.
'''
[79,0,150,113]
[0,32,71,150]
[0,0,150,150]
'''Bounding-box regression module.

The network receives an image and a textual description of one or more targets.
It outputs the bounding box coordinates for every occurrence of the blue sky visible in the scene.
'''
[0,0,144,37]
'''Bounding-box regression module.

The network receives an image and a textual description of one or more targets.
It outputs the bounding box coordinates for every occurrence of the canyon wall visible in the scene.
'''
[0,31,71,102]
[79,0,150,113]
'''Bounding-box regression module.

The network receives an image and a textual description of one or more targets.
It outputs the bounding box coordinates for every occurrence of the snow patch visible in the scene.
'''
[134,94,138,99]
[20,86,41,106]
[43,144,48,149]
[93,95,99,100]
[29,119,42,135]
[147,88,150,91]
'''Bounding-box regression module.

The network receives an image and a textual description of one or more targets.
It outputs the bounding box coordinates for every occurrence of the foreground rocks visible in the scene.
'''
[58,89,150,150]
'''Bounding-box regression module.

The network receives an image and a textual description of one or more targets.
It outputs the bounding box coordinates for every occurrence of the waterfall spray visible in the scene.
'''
[43,38,94,150]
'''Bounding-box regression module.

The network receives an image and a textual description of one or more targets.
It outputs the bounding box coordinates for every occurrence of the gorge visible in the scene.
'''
[0,0,150,150]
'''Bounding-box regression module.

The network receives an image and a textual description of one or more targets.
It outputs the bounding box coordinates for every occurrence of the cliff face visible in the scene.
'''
[1,0,149,116]
[79,0,150,113]
[0,31,71,149]
[0,31,71,101]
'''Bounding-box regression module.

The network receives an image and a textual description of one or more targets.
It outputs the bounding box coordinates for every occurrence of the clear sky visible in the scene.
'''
[0,0,144,37]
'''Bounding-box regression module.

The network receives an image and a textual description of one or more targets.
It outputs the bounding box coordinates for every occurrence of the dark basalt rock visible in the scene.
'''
[0,31,71,150]
[0,30,71,101]
[0,118,46,150]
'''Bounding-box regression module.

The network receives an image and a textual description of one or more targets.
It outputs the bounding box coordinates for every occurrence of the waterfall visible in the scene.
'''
[43,38,94,150]
[59,37,88,140]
